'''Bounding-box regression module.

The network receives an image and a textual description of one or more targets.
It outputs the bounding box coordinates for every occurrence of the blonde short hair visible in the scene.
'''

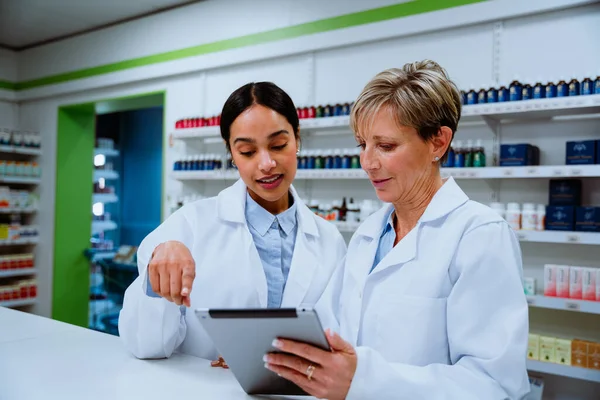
[350,60,461,163]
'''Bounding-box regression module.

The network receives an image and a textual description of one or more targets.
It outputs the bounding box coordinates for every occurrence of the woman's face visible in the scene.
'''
[229,104,299,211]
[356,107,441,205]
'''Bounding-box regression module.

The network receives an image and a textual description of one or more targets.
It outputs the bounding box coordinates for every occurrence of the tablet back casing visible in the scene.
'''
[195,308,330,395]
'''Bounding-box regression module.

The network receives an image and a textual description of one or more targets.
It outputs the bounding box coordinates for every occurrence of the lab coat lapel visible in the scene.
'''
[217,179,268,307]
[281,186,320,307]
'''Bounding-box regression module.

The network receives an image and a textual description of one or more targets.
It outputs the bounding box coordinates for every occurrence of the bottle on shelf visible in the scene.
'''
[506,202,521,231]
[594,70,600,94]
[477,85,487,104]
[453,140,465,168]
[556,76,568,97]
[466,89,477,105]
[498,83,509,103]
[521,203,538,230]
[443,141,455,168]
[521,78,532,100]
[486,84,498,103]
[350,148,360,169]
[314,150,324,169]
[532,77,545,99]
[333,149,342,169]
[568,77,580,97]
[536,204,546,231]
[339,197,348,222]
[473,139,486,168]
[509,75,522,102]
[464,140,474,168]
[581,73,593,96]
[546,79,557,98]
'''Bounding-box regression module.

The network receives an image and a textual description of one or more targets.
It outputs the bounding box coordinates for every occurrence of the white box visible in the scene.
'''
[557,265,570,298]
[569,267,582,299]
[582,268,597,301]
[523,277,536,296]
[544,264,557,297]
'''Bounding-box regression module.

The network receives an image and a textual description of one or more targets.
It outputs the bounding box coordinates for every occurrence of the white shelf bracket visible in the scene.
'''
[492,22,503,86]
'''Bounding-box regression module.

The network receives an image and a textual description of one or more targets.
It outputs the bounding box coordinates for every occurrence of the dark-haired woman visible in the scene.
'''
[118,82,346,360]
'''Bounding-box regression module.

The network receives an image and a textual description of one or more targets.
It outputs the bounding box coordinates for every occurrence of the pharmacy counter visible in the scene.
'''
[0,308,309,400]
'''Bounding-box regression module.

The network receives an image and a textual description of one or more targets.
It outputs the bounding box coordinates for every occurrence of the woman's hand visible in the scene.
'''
[264,329,357,400]
[148,241,195,306]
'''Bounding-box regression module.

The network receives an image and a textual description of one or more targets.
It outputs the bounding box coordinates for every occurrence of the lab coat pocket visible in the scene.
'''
[375,295,449,366]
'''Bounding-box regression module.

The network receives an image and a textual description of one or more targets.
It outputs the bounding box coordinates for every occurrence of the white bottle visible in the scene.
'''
[489,202,506,220]
[536,204,546,231]
[506,202,521,231]
[521,203,537,230]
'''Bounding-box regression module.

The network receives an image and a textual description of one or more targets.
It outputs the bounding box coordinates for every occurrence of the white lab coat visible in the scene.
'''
[317,177,530,400]
[118,179,346,360]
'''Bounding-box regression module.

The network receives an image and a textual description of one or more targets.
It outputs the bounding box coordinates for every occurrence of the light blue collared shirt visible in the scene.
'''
[245,192,298,308]
[145,193,298,308]
[371,208,396,273]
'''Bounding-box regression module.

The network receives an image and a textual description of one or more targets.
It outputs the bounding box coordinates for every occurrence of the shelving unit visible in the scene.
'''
[0,268,36,278]
[93,170,119,182]
[0,129,41,312]
[526,295,600,315]
[91,220,118,235]
[0,298,36,308]
[526,360,600,384]
[93,193,118,204]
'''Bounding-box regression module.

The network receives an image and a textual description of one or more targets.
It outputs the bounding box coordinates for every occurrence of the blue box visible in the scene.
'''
[546,206,575,231]
[575,207,600,232]
[549,179,582,206]
[500,144,538,166]
[566,140,596,165]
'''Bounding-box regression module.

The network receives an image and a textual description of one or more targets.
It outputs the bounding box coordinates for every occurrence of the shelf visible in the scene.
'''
[0,145,42,156]
[296,169,366,179]
[94,148,119,157]
[93,170,119,181]
[526,295,600,315]
[461,94,600,123]
[91,220,118,234]
[172,126,221,140]
[0,237,39,246]
[0,268,36,278]
[515,230,600,245]
[0,176,40,184]
[92,193,118,204]
[0,207,37,214]
[170,96,600,140]
[0,298,36,308]
[442,165,600,179]
[171,170,239,180]
[527,360,600,383]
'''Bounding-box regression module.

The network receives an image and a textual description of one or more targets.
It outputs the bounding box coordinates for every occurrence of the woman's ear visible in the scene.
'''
[431,126,452,160]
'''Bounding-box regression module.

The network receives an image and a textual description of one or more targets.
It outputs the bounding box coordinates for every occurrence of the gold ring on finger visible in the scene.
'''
[306,364,315,381]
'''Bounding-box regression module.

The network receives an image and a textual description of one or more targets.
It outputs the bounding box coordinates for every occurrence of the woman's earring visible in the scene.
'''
[434,156,440,162]
[231,159,236,167]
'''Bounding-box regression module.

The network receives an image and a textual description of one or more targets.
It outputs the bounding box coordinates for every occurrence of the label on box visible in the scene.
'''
[571,340,588,368]
[544,265,557,296]
[582,268,597,301]
[555,339,572,365]
[545,206,575,231]
[589,343,600,370]
[539,336,556,363]
[557,266,570,298]
[528,334,540,360]
[566,140,596,165]
[569,267,582,299]
[575,207,600,232]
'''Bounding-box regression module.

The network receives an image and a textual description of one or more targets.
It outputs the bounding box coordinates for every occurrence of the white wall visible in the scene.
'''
[14,1,600,397]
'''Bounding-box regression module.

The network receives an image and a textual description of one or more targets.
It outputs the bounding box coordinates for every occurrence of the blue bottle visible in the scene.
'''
[308,151,316,169]
[522,84,532,100]
[546,81,557,98]
[341,151,351,169]
[466,90,478,105]
[443,144,455,168]
[333,150,342,169]
[557,79,568,97]
[595,74,600,94]
[460,91,467,105]
[581,77,593,95]
[477,87,487,104]
[198,156,205,171]
[174,160,181,171]
[498,86,509,102]
[509,79,522,101]
[533,82,546,99]
[568,78,580,96]
[486,87,498,103]
[453,141,465,168]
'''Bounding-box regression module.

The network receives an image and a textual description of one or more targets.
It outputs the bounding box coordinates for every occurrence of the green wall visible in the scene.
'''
[53,104,95,326]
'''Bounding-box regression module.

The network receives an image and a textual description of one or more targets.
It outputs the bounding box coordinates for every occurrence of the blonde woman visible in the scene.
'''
[264,61,530,399]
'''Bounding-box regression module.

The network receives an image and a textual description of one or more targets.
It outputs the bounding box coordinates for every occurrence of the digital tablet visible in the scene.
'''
[195,307,330,395]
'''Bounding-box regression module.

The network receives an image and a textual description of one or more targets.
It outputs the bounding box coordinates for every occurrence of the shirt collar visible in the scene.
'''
[245,191,297,236]
[380,208,395,239]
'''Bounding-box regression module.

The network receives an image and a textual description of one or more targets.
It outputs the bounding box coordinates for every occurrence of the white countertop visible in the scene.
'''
[0,307,309,400]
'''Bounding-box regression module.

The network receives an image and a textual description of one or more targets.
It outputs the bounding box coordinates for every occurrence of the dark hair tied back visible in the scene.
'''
[220,82,300,152]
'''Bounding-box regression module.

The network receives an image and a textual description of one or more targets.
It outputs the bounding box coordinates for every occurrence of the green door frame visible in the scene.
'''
[53,91,166,327]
